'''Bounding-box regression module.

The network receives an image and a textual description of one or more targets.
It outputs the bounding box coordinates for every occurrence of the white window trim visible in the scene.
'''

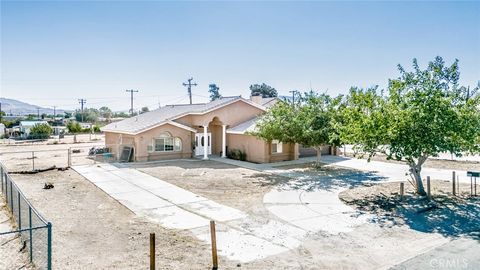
[149,135,182,153]
[272,140,283,154]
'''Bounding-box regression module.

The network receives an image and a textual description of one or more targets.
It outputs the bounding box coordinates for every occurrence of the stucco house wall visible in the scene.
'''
[226,134,299,163]
[105,124,193,162]
[227,134,269,163]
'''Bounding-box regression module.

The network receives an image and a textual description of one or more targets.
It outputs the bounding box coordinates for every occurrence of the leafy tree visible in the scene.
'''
[208,84,222,101]
[30,123,52,139]
[99,106,113,119]
[254,92,342,164]
[64,112,73,119]
[75,108,98,122]
[250,83,278,98]
[342,57,480,195]
[67,121,82,133]
[141,107,149,113]
[113,111,129,118]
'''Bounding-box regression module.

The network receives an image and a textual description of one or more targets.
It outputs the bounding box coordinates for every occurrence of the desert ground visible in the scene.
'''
[1,137,479,269]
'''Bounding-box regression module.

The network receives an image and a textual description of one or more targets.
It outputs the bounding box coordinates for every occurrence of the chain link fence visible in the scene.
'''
[0,163,52,270]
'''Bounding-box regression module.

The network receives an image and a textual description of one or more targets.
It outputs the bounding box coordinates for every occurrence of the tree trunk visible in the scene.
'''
[408,156,427,196]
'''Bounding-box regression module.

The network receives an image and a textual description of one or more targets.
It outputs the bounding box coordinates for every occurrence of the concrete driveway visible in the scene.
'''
[73,163,306,263]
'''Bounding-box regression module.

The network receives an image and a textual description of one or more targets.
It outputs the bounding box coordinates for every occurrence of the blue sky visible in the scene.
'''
[1,1,479,111]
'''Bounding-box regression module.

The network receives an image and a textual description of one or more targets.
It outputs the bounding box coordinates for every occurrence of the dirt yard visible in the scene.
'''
[0,134,105,172]
[133,160,286,215]
[10,169,217,270]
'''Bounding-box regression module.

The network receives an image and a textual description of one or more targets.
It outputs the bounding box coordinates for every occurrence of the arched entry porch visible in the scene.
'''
[194,116,227,159]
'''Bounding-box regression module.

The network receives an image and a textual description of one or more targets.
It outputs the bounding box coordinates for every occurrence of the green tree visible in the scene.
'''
[75,108,99,122]
[250,83,278,98]
[30,123,52,139]
[254,92,342,164]
[342,57,480,195]
[67,121,82,133]
[99,106,113,119]
[208,84,222,101]
[113,111,129,118]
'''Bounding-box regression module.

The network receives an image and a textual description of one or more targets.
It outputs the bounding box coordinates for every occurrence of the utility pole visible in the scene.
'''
[37,108,40,120]
[289,90,299,106]
[182,77,197,105]
[53,106,56,119]
[78,99,86,122]
[126,89,139,116]
[0,102,2,122]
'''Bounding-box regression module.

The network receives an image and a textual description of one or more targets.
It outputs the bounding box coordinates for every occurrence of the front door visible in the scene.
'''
[195,133,212,156]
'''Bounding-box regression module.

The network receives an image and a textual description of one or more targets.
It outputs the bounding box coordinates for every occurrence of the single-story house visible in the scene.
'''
[101,95,300,163]
[19,120,49,138]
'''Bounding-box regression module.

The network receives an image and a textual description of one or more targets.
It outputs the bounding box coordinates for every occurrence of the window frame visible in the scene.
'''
[271,140,283,154]
[150,133,182,153]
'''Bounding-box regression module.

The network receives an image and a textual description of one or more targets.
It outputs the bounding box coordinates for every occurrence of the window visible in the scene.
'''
[151,133,182,152]
[271,140,283,154]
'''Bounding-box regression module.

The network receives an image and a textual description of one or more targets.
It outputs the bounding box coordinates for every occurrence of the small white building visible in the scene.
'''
[19,120,49,138]
[0,123,5,136]
[79,122,93,129]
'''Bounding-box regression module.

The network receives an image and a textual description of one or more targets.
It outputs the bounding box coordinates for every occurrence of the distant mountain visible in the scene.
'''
[0,98,70,116]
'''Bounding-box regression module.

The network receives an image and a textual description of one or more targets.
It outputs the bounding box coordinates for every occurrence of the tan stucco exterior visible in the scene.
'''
[104,98,301,163]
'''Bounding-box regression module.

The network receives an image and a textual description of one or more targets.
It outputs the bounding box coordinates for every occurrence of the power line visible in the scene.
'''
[126,89,139,116]
[182,77,197,105]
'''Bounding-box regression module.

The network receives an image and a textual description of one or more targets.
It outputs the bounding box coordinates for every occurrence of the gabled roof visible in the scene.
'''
[226,117,258,135]
[101,96,266,135]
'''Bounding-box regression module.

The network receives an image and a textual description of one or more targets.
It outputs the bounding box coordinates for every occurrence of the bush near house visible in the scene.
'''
[29,123,53,139]
[228,149,247,161]
[67,121,82,133]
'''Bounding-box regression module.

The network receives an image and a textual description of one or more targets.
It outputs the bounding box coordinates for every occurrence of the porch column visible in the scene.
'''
[203,125,208,160]
[221,125,227,158]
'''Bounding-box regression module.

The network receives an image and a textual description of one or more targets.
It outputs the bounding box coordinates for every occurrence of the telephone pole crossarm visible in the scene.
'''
[182,77,197,105]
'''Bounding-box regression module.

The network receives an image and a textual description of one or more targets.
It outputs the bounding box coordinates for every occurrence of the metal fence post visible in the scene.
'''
[29,206,33,263]
[18,191,21,229]
[47,222,52,270]
[32,151,35,171]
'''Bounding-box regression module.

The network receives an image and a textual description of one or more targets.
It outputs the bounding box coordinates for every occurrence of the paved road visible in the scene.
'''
[391,238,480,270]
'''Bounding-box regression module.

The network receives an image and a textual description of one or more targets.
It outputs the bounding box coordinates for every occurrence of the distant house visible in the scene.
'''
[19,120,49,138]
[0,123,5,137]
[101,95,299,163]
[79,122,93,129]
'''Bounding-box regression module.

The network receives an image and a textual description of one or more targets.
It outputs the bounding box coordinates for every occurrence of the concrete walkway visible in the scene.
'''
[211,155,477,235]
[73,163,306,262]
